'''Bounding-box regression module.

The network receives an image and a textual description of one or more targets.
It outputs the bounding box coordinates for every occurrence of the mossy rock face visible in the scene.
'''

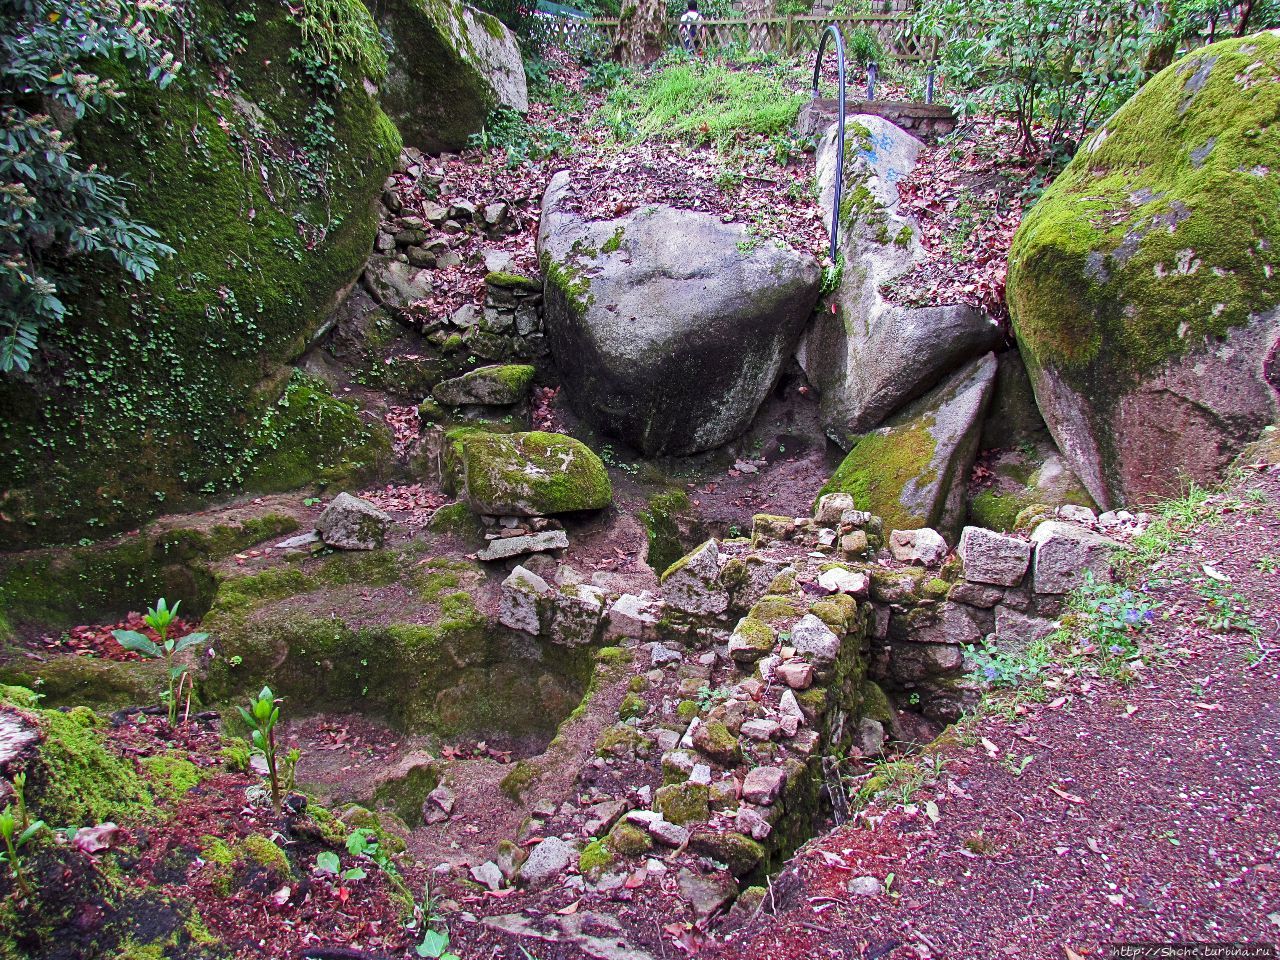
[446,430,612,516]
[966,441,1096,532]
[689,829,765,877]
[0,507,299,636]
[640,489,706,575]
[1007,31,1280,508]
[820,353,997,539]
[373,0,527,152]
[605,820,653,858]
[200,550,595,740]
[578,838,615,880]
[0,0,401,548]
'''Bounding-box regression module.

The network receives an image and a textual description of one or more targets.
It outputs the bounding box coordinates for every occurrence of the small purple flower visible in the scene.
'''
[1144,610,1155,622]
[1099,603,1112,615]
[1109,644,1124,655]
[983,665,999,680]
[1123,608,1143,625]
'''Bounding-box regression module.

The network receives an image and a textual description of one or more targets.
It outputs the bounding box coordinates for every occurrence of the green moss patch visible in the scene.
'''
[1009,33,1280,388]
[1,687,151,826]
[447,430,612,516]
[819,417,937,532]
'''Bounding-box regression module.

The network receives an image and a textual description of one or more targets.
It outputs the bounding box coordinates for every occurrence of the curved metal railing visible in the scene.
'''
[812,25,846,263]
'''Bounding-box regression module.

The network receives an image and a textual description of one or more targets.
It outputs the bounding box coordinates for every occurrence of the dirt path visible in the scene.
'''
[712,459,1280,959]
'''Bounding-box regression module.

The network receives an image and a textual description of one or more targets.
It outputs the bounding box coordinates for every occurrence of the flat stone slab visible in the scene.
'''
[477,529,569,561]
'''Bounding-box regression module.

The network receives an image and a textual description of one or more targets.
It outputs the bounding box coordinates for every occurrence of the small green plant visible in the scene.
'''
[1067,572,1158,660]
[315,850,367,881]
[470,108,570,167]
[412,880,459,959]
[1194,578,1259,637]
[112,598,209,726]
[820,254,845,294]
[1000,753,1034,777]
[714,165,744,192]
[346,826,411,901]
[237,686,300,814]
[963,829,996,855]
[965,635,1050,688]
[0,775,44,899]
[697,684,731,712]
[1255,555,1278,574]
[583,58,631,90]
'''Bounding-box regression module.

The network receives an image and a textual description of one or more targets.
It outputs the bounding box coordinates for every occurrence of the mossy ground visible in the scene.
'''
[201,547,595,744]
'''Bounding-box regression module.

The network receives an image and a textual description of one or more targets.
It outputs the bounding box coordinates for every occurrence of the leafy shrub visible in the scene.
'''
[469,108,572,166]
[583,58,633,91]
[914,0,1152,152]
[0,0,183,372]
[845,26,884,67]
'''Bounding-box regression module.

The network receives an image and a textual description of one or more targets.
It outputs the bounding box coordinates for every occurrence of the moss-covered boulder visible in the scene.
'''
[371,0,528,153]
[537,171,822,456]
[1007,32,1280,508]
[433,364,535,407]
[445,429,612,516]
[820,353,997,538]
[0,0,400,548]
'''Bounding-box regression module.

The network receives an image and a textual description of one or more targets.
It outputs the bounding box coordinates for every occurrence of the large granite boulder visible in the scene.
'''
[444,429,612,516]
[373,0,528,153]
[537,171,821,456]
[1007,32,1280,509]
[798,115,1000,445]
[818,352,997,539]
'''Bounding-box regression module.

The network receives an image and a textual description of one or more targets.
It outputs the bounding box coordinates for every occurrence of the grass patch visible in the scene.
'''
[603,56,806,148]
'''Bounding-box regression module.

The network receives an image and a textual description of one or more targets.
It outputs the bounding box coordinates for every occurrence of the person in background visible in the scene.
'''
[679,0,705,54]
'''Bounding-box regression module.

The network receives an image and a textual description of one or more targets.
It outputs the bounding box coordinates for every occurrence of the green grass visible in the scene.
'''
[602,57,806,148]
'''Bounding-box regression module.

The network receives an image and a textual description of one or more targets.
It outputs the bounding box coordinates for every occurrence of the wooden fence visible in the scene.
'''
[530,12,935,61]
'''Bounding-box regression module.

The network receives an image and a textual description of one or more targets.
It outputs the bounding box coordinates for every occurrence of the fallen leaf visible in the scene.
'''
[73,823,121,854]
[557,898,582,915]
[1049,785,1086,805]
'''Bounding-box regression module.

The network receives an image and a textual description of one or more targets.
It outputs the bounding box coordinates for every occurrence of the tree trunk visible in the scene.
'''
[615,0,667,68]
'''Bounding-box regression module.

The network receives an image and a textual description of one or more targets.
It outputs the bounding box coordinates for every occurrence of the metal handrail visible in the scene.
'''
[812,25,846,264]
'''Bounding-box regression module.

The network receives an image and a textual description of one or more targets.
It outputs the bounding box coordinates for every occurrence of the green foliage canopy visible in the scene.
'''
[0,0,182,373]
